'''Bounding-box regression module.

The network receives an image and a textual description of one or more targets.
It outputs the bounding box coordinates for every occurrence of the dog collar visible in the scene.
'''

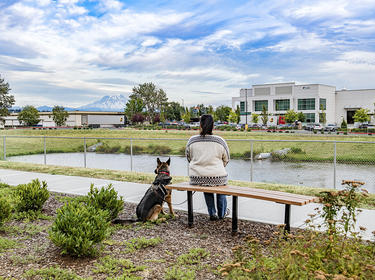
[159,171,170,176]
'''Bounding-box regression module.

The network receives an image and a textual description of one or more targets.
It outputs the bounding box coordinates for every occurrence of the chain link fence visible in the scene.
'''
[2,136,375,193]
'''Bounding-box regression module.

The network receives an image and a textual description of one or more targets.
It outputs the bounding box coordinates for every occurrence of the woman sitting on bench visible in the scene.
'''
[185,114,230,221]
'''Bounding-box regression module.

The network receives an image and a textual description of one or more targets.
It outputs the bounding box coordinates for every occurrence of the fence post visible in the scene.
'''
[3,136,6,160]
[130,138,133,171]
[333,141,337,189]
[43,136,46,165]
[250,140,254,182]
[83,137,87,168]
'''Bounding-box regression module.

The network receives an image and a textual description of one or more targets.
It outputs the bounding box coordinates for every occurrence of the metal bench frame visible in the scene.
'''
[166,182,319,234]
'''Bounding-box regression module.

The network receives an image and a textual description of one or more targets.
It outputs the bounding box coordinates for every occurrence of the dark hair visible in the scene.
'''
[200,114,214,136]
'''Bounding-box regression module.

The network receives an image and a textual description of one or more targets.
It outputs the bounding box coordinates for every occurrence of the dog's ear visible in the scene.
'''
[157,157,161,166]
[166,157,171,166]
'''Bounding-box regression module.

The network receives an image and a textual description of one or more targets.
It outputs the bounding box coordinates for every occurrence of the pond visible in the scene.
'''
[8,152,375,193]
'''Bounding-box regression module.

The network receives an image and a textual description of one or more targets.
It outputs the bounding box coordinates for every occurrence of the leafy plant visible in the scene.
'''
[86,183,124,221]
[16,179,49,213]
[0,197,12,227]
[0,237,18,253]
[49,201,110,257]
[177,248,209,265]
[221,180,375,279]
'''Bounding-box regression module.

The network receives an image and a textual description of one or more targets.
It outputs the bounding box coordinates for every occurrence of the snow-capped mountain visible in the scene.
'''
[11,95,129,112]
[77,95,128,112]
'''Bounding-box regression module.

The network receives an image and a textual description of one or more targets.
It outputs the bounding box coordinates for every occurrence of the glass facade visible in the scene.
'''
[304,113,315,123]
[275,99,290,111]
[319,98,326,110]
[298,98,315,110]
[255,100,268,111]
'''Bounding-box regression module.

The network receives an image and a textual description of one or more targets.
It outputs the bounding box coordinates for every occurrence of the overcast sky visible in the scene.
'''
[1,0,375,107]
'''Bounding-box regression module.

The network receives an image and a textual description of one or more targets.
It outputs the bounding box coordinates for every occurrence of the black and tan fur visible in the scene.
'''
[135,157,175,221]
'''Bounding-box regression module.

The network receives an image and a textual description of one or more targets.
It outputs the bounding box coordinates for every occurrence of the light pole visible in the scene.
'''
[245,90,248,125]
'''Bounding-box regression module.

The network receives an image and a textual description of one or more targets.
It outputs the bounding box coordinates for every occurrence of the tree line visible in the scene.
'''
[1,76,373,127]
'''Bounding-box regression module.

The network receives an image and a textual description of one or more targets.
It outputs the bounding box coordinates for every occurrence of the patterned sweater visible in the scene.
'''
[185,135,230,186]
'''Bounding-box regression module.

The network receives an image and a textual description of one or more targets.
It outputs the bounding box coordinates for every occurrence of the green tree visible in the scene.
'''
[52,106,68,126]
[227,110,238,124]
[18,105,40,126]
[235,105,241,123]
[261,105,268,126]
[207,105,214,115]
[182,109,191,123]
[297,112,305,122]
[285,109,298,124]
[130,83,168,123]
[353,108,370,124]
[252,113,259,124]
[214,105,231,122]
[164,101,183,121]
[0,75,15,124]
[124,98,144,121]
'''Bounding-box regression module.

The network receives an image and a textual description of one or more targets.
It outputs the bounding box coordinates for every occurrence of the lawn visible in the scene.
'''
[0,128,374,164]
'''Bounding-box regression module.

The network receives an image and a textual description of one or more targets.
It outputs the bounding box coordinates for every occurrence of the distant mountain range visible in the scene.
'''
[11,95,129,112]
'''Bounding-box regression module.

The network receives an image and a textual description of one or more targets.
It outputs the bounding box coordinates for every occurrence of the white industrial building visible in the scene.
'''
[232,82,375,126]
[2,111,125,128]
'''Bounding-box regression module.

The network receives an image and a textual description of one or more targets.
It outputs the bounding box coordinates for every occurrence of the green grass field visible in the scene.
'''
[0,128,374,163]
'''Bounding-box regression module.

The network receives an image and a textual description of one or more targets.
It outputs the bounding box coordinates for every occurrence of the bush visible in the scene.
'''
[16,179,49,212]
[290,147,305,154]
[0,197,12,227]
[49,201,110,257]
[86,184,124,221]
[147,144,172,155]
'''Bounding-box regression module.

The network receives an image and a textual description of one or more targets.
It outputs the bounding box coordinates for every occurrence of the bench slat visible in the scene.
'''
[166,182,318,206]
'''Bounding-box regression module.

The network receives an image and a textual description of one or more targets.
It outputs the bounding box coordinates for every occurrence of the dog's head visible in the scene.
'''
[153,157,172,186]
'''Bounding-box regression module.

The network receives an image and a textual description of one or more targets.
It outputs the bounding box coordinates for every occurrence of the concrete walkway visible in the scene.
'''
[1,169,374,240]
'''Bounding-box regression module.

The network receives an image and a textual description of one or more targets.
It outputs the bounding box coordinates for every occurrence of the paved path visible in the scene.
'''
[1,169,374,239]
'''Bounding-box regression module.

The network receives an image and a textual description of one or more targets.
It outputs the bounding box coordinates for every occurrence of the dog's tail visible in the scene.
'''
[112,218,139,224]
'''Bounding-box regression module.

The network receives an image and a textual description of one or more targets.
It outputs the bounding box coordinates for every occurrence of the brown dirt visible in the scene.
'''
[0,192,278,279]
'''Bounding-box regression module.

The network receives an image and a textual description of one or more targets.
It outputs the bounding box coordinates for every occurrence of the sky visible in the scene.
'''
[1,0,375,108]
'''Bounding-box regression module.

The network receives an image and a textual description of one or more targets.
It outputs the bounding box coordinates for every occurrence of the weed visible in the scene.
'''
[123,236,163,253]
[0,237,18,253]
[10,254,41,265]
[164,266,196,280]
[177,248,210,265]
[93,255,145,277]
[12,210,53,221]
[23,266,84,280]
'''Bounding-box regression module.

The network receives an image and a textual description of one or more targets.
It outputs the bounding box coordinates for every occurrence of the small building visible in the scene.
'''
[232,82,375,126]
[2,111,125,128]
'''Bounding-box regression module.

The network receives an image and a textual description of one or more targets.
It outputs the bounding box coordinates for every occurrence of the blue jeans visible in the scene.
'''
[203,193,227,218]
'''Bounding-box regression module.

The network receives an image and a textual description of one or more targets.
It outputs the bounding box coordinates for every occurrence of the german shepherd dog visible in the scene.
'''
[135,157,175,221]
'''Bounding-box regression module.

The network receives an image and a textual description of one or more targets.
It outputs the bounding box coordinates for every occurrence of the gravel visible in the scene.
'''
[0,192,278,279]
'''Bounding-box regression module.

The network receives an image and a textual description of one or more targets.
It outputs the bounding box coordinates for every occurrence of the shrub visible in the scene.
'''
[0,198,11,226]
[86,184,124,221]
[123,145,144,154]
[290,147,305,154]
[49,201,110,257]
[147,144,172,155]
[16,179,49,212]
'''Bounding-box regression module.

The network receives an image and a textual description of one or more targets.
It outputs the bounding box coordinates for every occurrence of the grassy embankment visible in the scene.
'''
[0,128,374,163]
[0,160,374,210]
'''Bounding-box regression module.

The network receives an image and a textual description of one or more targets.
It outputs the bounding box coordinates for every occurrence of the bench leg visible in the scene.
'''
[232,195,238,234]
[284,204,291,233]
[187,191,193,227]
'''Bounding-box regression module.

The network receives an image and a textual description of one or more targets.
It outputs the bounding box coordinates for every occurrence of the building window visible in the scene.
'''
[298,98,315,110]
[319,98,326,110]
[275,99,290,111]
[304,113,315,123]
[255,100,268,111]
[240,101,245,112]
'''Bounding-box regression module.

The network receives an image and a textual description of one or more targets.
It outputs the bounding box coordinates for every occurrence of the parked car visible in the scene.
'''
[358,123,375,129]
[304,124,314,131]
[324,124,338,132]
[312,123,323,131]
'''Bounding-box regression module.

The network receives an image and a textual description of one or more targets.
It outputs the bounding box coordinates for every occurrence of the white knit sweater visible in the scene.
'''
[186,135,230,186]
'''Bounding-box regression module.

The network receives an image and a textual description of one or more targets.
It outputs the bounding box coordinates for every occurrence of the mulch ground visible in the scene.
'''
[0,192,278,279]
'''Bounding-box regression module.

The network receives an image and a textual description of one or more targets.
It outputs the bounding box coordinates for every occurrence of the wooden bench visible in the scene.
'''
[165,182,319,234]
